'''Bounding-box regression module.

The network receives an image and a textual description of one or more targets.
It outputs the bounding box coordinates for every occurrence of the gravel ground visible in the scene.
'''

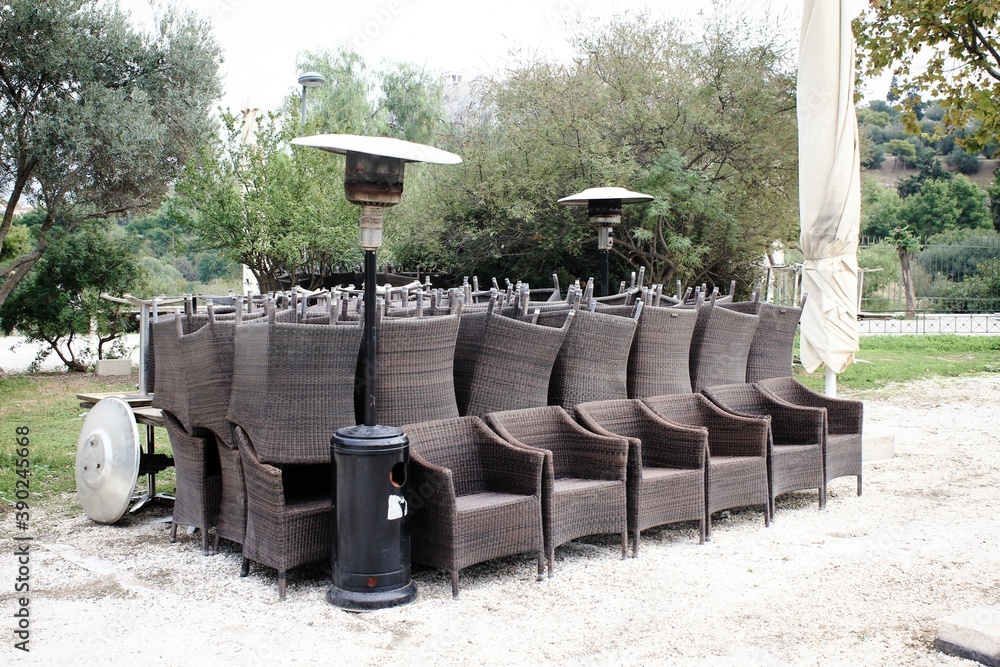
[3,375,999,666]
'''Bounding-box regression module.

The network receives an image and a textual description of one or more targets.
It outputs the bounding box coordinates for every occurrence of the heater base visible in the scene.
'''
[326,581,417,612]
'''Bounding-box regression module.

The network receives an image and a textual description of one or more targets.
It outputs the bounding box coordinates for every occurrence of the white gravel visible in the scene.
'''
[3,375,999,666]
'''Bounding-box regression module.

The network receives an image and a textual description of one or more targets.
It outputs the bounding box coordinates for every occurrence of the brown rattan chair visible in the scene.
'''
[454,311,573,417]
[227,317,362,598]
[373,313,461,426]
[720,299,804,382]
[161,410,220,555]
[600,304,700,398]
[180,310,246,550]
[574,399,706,554]
[755,376,864,496]
[536,309,637,409]
[402,416,546,598]
[688,299,759,392]
[702,382,826,516]
[641,394,770,540]
[233,427,331,600]
[152,314,221,551]
[485,406,629,575]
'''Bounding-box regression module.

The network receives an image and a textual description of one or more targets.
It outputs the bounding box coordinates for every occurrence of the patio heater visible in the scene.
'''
[297,72,326,128]
[291,133,461,611]
[558,187,653,297]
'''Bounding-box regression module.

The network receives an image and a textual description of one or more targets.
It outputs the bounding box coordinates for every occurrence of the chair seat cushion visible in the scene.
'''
[456,491,536,513]
[553,477,622,494]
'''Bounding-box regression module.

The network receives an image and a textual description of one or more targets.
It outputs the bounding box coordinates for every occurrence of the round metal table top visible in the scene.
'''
[75,397,141,524]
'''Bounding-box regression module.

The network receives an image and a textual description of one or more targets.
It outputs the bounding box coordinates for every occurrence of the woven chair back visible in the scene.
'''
[454,312,573,417]
[151,314,211,431]
[688,304,759,392]
[180,317,237,448]
[374,314,461,427]
[228,320,363,464]
[544,310,637,409]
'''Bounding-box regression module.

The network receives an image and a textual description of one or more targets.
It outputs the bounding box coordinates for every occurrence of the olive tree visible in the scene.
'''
[0,0,222,306]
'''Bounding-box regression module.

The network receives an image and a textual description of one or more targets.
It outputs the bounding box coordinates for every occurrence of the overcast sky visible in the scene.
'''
[118,0,819,113]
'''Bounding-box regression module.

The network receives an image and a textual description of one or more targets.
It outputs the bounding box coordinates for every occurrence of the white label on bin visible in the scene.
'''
[387,495,407,520]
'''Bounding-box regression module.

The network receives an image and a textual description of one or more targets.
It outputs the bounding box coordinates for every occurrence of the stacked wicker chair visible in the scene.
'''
[151,313,220,555]
[227,310,364,599]
[688,296,760,392]
[701,383,826,517]
[179,304,246,552]
[755,377,864,496]
[373,312,461,426]
[454,311,574,417]
[641,394,770,539]
[486,406,629,575]
[720,297,805,382]
[574,399,707,554]
[536,309,638,409]
[599,304,700,399]
[402,416,546,597]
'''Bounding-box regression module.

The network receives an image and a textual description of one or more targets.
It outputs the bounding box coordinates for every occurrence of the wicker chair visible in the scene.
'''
[755,376,864,496]
[600,304,699,398]
[454,312,573,417]
[485,406,629,575]
[688,300,759,392]
[574,399,706,554]
[535,309,637,409]
[151,314,222,550]
[701,383,826,516]
[373,313,461,427]
[402,416,546,597]
[233,427,331,600]
[641,394,770,540]
[721,300,804,382]
[161,411,220,555]
[180,313,246,550]
[227,318,363,598]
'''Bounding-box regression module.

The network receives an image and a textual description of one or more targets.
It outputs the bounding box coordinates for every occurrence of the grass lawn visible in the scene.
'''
[2,334,999,505]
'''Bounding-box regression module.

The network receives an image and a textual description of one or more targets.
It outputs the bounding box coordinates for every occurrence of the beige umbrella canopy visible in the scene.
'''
[797,0,867,394]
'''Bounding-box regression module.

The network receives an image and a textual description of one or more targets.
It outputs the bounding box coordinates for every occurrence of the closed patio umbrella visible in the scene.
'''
[797,0,867,395]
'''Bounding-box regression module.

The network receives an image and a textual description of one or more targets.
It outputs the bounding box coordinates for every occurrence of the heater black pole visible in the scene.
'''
[364,248,378,427]
[600,249,610,297]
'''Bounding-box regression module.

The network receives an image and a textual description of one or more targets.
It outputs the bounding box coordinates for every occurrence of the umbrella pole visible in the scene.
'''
[825,367,837,397]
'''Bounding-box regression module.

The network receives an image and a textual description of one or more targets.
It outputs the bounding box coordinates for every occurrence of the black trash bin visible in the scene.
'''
[327,424,418,611]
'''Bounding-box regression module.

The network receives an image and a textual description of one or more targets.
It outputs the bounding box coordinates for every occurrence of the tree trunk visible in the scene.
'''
[897,247,917,316]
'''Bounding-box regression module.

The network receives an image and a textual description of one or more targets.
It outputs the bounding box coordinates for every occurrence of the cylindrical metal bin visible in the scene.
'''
[327,424,417,611]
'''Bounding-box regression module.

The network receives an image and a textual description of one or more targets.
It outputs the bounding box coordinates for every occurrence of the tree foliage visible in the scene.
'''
[854,1,1000,153]
[395,12,799,290]
[0,224,147,371]
[0,0,222,306]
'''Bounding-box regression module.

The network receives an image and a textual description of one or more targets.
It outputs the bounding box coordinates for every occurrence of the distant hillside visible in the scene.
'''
[866,158,999,189]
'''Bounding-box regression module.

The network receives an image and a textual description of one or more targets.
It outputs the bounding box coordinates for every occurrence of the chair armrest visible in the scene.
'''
[755,392,825,447]
[408,452,457,514]
[477,424,545,497]
[573,408,642,488]
[551,414,629,482]
[699,398,768,458]
[634,403,707,470]
[756,378,863,435]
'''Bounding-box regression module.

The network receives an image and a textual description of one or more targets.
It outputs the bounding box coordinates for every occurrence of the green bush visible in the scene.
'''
[940,258,1000,312]
[946,147,982,175]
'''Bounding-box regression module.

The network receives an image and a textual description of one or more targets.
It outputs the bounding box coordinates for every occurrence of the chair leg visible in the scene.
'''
[620,531,628,559]
[764,500,771,528]
[450,570,460,598]
[201,528,210,556]
[546,548,554,578]
[170,521,178,543]
[278,571,286,601]
[857,473,863,496]
[698,517,706,545]
[537,552,546,581]
[819,479,828,510]
[632,528,640,558]
[213,532,220,554]
[240,557,250,578]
